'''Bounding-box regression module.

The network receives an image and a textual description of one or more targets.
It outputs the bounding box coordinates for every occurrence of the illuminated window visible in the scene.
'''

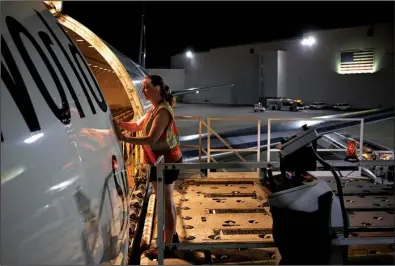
[339,48,375,74]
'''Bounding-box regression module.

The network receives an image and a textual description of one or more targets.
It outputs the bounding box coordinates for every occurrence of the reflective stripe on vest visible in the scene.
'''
[143,101,180,152]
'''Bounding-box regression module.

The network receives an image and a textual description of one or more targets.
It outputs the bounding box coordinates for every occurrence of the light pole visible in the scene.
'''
[138,2,146,66]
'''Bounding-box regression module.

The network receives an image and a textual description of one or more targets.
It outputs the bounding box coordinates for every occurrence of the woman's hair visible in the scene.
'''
[146,75,176,107]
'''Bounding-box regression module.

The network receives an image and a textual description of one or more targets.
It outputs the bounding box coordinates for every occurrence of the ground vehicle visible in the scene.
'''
[295,99,305,110]
[266,98,298,112]
[333,103,351,111]
[309,102,326,109]
[253,102,266,112]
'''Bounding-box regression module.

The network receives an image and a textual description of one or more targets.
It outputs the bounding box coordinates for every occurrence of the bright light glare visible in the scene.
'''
[186,50,193,58]
[24,133,44,144]
[48,176,79,192]
[196,90,199,94]
[301,36,316,47]
[1,165,26,185]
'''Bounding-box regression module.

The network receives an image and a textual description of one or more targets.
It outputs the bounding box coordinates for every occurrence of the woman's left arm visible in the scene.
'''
[120,109,171,145]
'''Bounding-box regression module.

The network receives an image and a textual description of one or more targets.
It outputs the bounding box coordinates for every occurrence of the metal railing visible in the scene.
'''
[175,115,223,170]
[176,116,262,174]
[175,116,203,162]
[267,117,365,163]
[176,116,375,166]
[206,117,261,176]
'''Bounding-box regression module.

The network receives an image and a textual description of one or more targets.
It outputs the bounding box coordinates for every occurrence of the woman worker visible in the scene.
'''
[114,75,182,259]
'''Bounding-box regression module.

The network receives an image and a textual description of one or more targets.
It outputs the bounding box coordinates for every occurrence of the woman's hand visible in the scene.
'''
[113,119,125,141]
[116,108,171,146]
[119,120,141,132]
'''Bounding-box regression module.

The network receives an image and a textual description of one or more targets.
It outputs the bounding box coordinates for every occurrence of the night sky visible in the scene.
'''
[63,1,394,69]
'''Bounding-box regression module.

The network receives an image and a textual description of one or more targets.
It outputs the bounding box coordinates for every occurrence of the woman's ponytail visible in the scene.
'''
[163,85,176,107]
[146,75,176,106]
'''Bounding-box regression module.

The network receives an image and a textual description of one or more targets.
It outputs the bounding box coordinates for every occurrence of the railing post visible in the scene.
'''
[199,116,202,162]
[257,118,261,175]
[175,115,203,162]
[359,118,364,173]
[359,118,364,159]
[267,118,271,163]
[207,118,211,176]
[155,155,165,265]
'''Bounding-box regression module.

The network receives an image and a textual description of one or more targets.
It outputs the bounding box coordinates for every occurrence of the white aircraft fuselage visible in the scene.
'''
[1,2,129,264]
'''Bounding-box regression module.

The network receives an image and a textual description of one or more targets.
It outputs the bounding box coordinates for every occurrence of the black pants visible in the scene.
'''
[149,157,183,185]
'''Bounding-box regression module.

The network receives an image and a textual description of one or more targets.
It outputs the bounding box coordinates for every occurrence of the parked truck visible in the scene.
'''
[266,98,298,112]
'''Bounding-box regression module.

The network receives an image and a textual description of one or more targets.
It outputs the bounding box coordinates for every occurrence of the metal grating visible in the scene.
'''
[344,195,394,211]
[204,193,257,198]
[323,178,394,196]
[348,210,394,232]
[183,181,255,185]
[208,208,267,214]
[218,229,272,235]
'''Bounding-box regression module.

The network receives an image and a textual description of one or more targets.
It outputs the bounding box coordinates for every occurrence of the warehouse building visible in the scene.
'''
[168,23,394,109]
[146,68,186,91]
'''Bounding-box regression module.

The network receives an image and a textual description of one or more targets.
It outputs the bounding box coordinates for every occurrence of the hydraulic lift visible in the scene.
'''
[141,125,394,265]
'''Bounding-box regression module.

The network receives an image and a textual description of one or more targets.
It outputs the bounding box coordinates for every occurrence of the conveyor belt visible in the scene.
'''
[143,178,277,265]
[151,179,274,245]
[142,174,394,264]
[327,179,393,196]
[320,176,394,233]
[348,231,395,257]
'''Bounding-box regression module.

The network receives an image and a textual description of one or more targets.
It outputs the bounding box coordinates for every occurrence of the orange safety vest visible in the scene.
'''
[142,101,182,164]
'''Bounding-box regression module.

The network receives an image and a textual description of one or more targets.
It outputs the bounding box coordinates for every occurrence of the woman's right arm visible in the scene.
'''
[118,114,146,132]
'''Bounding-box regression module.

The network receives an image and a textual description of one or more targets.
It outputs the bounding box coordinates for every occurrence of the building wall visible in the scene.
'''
[260,51,278,99]
[146,68,185,91]
[171,23,394,109]
[277,50,287,98]
[282,23,394,108]
[172,49,259,104]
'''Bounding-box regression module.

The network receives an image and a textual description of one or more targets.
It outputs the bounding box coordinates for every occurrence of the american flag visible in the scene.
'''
[340,48,375,74]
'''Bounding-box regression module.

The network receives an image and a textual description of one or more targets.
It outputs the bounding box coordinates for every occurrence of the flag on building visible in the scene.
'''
[340,48,375,74]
